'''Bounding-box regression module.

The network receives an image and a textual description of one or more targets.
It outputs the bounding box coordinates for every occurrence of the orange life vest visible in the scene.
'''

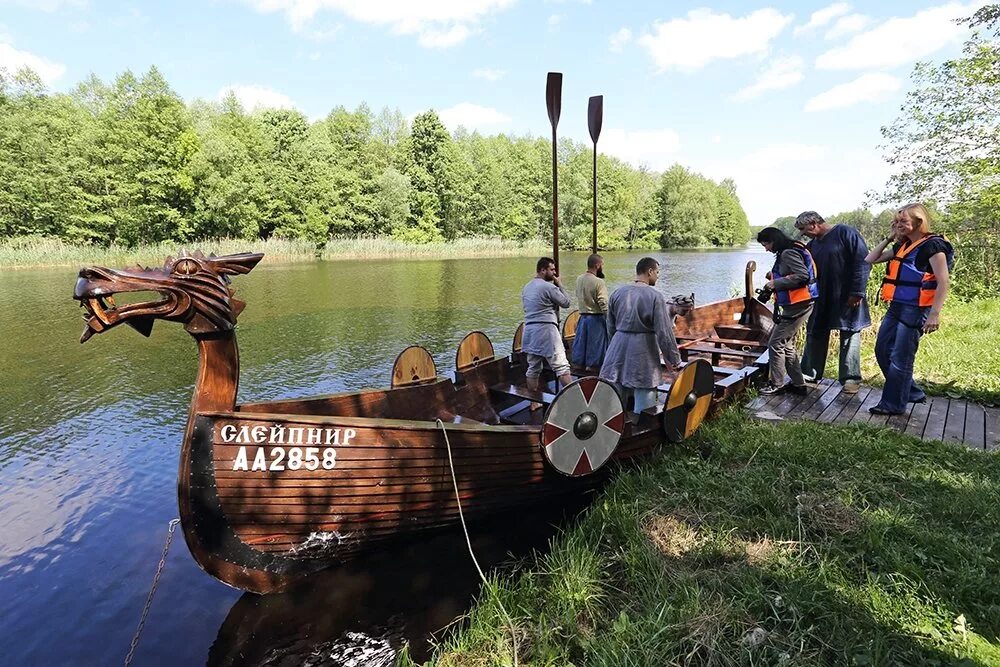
[772,242,819,306]
[880,234,947,307]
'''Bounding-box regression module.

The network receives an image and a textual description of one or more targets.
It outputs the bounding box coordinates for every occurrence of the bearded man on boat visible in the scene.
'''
[521,257,574,393]
[572,253,610,373]
[599,257,683,416]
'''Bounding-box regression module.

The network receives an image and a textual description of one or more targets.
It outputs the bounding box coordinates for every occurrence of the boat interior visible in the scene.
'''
[235,296,773,432]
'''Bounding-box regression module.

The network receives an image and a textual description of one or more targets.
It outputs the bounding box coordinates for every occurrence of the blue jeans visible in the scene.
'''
[801,329,862,384]
[874,302,928,413]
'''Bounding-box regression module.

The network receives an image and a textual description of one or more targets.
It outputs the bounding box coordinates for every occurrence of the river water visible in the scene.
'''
[0,246,770,665]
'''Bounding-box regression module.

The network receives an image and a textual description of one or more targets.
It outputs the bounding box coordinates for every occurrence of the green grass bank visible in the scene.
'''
[0,235,549,269]
[412,410,1000,666]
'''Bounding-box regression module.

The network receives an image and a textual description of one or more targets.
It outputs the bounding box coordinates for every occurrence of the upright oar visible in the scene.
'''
[588,95,603,254]
[546,72,563,272]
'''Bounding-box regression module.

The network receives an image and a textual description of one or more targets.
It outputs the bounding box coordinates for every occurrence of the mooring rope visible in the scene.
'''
[436,419,519,667]
[124,517,180,667]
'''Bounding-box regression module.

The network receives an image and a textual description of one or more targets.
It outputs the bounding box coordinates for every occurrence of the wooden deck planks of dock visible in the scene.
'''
[745,382,998,452]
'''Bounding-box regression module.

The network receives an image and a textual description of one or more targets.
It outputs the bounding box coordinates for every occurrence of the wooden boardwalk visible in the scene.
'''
[746,380,999,452]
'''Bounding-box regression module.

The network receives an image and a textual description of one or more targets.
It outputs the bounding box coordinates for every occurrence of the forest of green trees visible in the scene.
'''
[0,66,750,251]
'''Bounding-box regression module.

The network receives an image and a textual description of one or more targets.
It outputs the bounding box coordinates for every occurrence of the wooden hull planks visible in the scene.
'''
[73,250,771,593]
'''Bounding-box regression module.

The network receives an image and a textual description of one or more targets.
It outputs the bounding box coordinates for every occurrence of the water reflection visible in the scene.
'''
[208,499,592,666]
[0,247,770,664]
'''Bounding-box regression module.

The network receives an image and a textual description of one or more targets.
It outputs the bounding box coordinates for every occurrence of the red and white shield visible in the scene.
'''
[540,377,625,477]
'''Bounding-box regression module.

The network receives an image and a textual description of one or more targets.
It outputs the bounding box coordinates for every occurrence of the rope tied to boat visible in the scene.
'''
[124,517,180,667]
[436,419,519,667]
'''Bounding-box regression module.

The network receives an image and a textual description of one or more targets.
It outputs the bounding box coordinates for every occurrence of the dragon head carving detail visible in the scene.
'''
[74,251,263,343]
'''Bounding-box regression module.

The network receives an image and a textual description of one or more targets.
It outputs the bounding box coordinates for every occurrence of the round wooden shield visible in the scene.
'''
[512,322,524,353]
[562,309,580,343]
[455,331,495,371]
[540,377,624,477]
[391,345,437,388]
[662,359,715,443]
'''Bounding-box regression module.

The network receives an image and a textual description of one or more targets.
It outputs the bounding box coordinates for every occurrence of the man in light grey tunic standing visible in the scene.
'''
[600,257,682,415]
[522,257,573,393]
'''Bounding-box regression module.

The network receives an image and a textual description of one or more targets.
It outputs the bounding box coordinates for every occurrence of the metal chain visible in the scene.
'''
[124,518,180,667]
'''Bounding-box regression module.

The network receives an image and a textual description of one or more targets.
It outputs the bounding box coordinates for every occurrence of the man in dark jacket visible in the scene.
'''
[794,211,871,393]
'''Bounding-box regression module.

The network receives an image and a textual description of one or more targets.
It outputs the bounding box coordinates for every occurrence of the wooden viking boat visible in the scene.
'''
[71,74,774,593]
[72,255,772,593]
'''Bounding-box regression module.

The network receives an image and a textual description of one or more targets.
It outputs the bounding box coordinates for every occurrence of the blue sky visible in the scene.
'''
[0,0,986,225]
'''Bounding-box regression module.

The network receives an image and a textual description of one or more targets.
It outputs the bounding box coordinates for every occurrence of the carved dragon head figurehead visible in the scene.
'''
[73,251,264,343]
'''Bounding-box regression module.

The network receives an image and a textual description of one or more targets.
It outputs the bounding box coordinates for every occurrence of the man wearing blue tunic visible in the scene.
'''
[794,211,872,393]
[600,257,682,415]
[521,257,573,393]
[572,254,609,372]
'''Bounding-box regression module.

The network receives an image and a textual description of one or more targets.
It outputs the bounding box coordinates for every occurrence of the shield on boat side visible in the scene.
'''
[540,377,624,477]
[662,359,715,443]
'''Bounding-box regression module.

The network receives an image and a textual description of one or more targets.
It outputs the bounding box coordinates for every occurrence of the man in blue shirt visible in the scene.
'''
[794,211,872,393]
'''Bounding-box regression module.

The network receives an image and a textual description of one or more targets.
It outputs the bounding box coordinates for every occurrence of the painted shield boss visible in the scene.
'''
[540,377,624,477]
[662,359,715,443]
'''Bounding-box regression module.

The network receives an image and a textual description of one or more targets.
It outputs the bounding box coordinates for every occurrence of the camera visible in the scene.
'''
[755,286,773,303]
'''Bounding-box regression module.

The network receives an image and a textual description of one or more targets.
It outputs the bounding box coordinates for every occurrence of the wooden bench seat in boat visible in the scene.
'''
[489,383,557,405]
[681,345,761,363]
[714,323,766,342]
[677,334,766,349]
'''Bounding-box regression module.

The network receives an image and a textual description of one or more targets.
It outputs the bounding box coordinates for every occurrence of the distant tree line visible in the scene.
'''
[0,66,751,250]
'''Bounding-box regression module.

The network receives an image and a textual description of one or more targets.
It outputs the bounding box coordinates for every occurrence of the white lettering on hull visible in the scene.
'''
[219,422,351,473]
[232,446,338,471]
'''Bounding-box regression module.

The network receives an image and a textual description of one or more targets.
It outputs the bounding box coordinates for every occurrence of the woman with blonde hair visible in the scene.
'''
[865,203,954,415]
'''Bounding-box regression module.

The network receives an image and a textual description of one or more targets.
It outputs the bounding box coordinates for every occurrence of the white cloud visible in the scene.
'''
[548,14,563,26]
[696,144,893,226]
[0,0,86,11]
[637,8,793,73]
[598,128,682,171]
[824,13,872,39]
[805,72,901,112]
[793,2,851,35]
[816,2,978,70]
[0,42,65,84]
[418,24,473,48]
[438,102,511,131]
[241,0,515,48]
[609,27,631,52]
[472,68,505,81]
[217,84,297,111]
[733,55,804,101]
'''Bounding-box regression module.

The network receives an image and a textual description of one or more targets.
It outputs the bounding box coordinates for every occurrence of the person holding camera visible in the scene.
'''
[864,203,953,415]
[756,227,819,396]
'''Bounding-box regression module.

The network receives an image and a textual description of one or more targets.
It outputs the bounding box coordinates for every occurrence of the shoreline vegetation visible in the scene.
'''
[408,409,1000,666]
[0,235,555,269]
[0,235,761,270]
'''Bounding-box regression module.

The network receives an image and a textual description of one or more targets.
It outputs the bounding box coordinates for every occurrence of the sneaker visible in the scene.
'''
[759,384,786,396]
[843,381,860,395]
[788,384,809,396]
[801,371,818,383]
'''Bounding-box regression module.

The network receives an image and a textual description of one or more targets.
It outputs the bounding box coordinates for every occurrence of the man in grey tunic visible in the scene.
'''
[521,257,573,392]
[600,257,682,415]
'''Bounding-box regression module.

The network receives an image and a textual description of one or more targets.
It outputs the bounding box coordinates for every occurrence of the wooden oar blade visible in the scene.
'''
[588,95,603,144]
[546,72,563,128]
